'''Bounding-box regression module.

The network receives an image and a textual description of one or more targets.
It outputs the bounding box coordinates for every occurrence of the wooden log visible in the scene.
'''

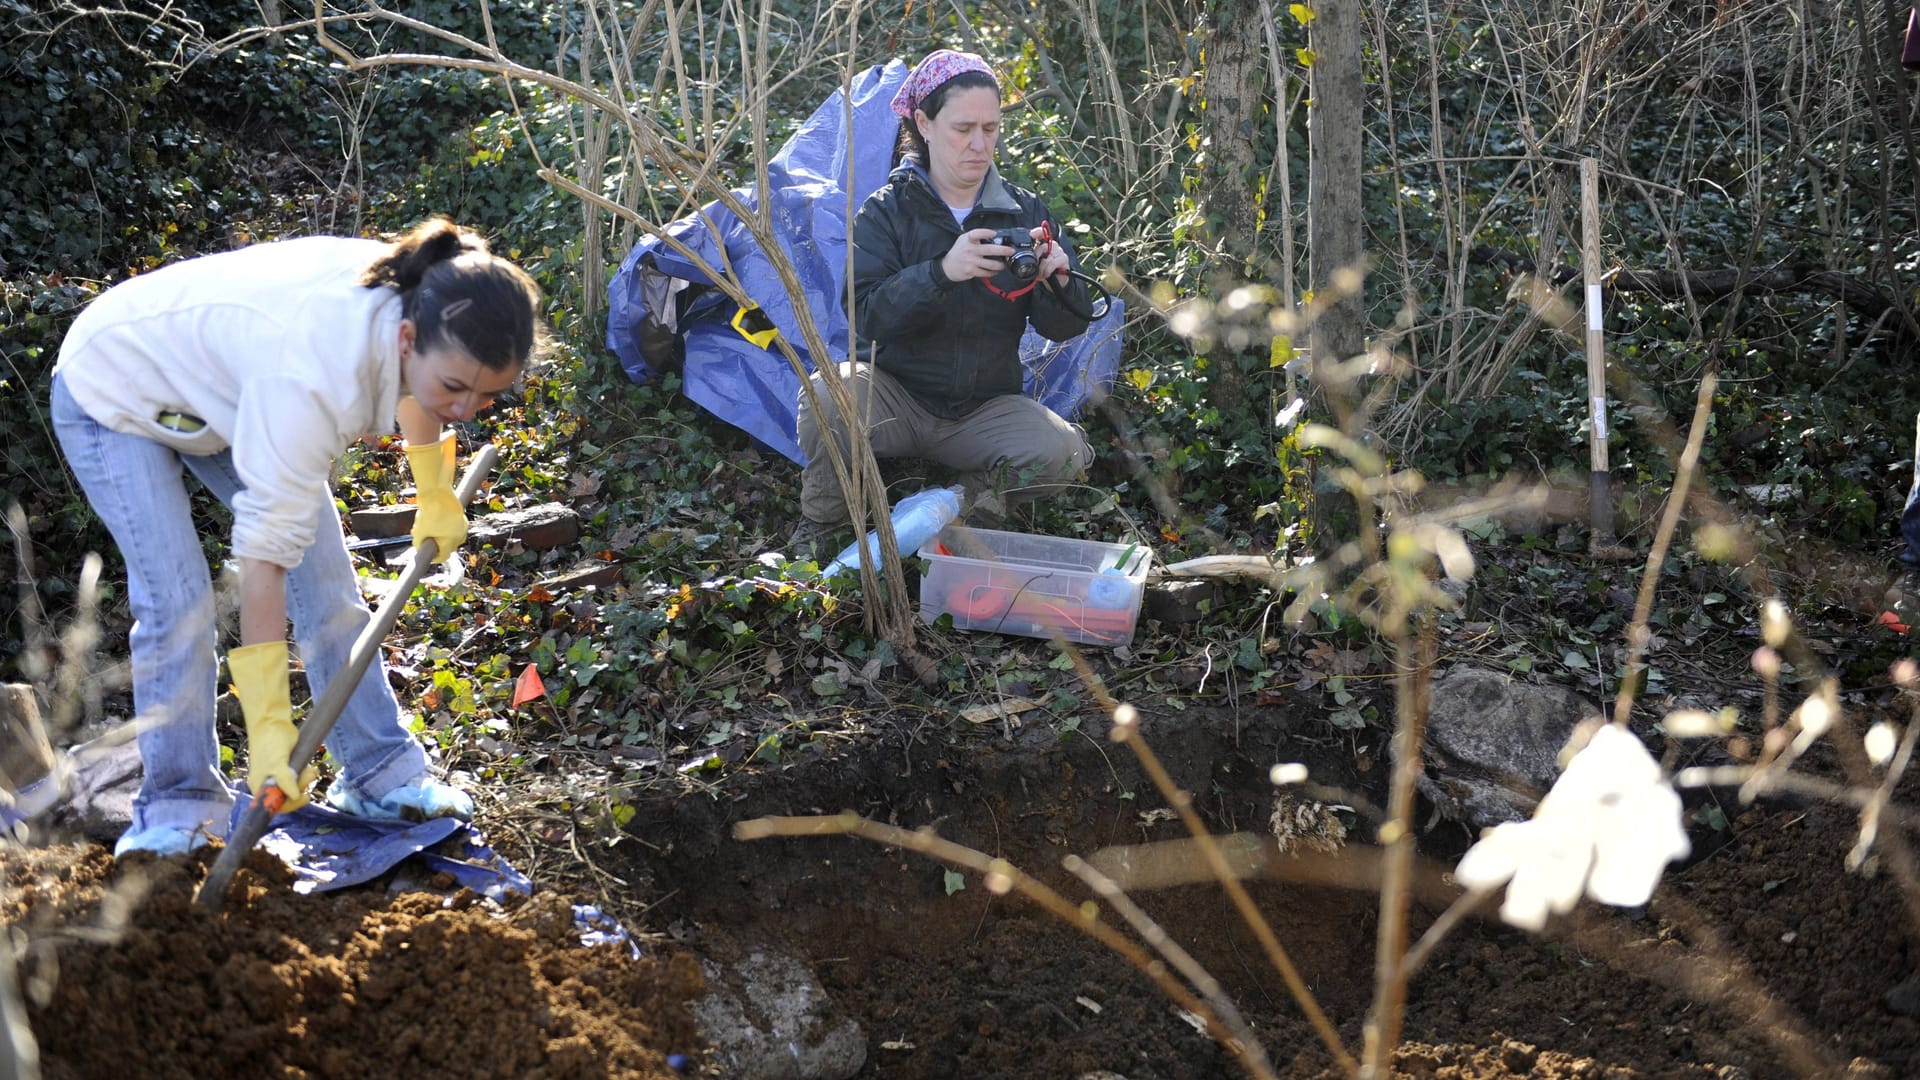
[0,683,55,794]
[470,503,583,550]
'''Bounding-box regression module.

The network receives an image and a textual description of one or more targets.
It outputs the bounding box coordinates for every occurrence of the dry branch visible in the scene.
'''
[1466,246,1916,341]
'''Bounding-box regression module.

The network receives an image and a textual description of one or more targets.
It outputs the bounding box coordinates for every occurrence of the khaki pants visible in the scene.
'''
[795,362,1092,525]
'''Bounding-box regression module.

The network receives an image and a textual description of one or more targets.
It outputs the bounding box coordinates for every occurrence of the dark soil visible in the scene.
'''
[607,701,1920,1079]
[11,696,1920,1079]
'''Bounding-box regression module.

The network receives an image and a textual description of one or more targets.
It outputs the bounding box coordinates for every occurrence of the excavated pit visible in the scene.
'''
[607,704,1920,1079]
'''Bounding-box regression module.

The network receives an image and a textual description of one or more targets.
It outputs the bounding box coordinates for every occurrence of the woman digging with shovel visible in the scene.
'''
[51,218,541,857]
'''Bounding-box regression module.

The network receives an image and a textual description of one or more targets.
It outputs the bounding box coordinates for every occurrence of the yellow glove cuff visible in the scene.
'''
[403,432,457,490]
[403,434,466,565]
[228,640,316,813]
[229,640,291,719]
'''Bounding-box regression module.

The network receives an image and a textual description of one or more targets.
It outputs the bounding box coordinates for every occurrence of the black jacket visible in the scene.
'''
[851,162,1092,419]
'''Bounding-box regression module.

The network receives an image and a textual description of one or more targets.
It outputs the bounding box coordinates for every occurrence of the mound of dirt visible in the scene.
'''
[5,843,704,1079]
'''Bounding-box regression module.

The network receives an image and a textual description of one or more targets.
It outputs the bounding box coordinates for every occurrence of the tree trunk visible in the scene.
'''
[1307,1,1365,371]
[1199,0,1265,416]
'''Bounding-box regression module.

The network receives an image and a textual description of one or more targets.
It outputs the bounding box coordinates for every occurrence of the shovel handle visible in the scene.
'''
[195,443,498,912]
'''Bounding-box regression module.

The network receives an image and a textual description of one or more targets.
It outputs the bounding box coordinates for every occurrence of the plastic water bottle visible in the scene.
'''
[1087,543,1142,609]
[821,484,965,577]
[1088,570,1134,610]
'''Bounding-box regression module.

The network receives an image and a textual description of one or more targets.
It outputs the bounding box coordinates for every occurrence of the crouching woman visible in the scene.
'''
[791,49,1096,548]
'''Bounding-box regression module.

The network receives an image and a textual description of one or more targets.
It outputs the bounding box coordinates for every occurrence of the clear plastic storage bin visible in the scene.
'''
[918,527,1151,646]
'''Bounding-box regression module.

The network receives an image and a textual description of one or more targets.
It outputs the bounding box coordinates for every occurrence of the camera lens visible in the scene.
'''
[1008,249,1039,281]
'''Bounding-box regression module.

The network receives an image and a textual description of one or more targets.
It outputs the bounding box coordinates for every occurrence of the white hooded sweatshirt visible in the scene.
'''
[55,237,404,569]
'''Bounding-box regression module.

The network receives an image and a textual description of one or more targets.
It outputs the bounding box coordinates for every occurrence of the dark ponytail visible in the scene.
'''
[360,217,544,373]
[891,70,999,169]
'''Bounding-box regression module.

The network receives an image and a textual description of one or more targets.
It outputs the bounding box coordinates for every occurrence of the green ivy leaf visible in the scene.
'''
[753,734,783,763]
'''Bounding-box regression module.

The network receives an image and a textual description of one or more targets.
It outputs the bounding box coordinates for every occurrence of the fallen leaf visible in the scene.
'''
[959,696,1044,724]
[569,470,604,497]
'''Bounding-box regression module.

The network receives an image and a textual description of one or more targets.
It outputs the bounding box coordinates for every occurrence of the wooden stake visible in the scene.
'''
[1580,158,1618,553]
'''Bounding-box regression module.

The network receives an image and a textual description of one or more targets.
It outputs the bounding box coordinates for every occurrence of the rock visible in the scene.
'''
[1884,971,1920,1016]
[536,561,624,593]
[1142,578,1224,625]
[1411,667,1599,830]
[692,947,867,1080]
[55,728,143,842]
[469,503,582,550]
[1741,483,1799,507]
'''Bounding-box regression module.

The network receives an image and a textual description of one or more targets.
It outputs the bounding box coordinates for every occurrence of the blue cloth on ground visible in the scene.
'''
[573,903,643,960]
[227,783,528,897]
[605,60,1125,464]
[225,784,636,953]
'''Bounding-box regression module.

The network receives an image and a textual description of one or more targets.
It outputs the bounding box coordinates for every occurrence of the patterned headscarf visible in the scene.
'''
[889,49,998,118]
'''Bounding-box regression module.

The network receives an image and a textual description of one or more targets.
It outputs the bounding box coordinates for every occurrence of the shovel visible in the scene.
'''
[195,443,498,912]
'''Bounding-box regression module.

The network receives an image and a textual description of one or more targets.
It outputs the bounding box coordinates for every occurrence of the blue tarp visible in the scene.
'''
[228,788,528,897]
[606,60,1124,464]
[223,784,635,955]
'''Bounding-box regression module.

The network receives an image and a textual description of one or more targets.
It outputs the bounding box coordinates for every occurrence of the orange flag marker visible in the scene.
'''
[512,663,548,707]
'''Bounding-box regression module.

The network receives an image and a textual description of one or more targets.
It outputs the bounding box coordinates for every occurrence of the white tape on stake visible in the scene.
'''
[1586,284,1603,330]
[1591,396,1608,441]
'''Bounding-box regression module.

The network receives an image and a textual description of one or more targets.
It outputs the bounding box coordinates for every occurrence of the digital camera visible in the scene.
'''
[988,231,1040,282]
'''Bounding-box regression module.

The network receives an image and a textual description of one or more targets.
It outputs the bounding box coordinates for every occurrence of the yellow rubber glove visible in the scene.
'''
[228,640,317,813]
[404,433,467,565]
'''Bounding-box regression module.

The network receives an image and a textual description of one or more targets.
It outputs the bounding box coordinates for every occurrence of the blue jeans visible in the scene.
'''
[1905,411,1920,571]
[51,374,427,839]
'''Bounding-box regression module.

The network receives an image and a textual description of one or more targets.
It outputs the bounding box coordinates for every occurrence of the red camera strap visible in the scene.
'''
[982,278,1038,301]
[979,221,1055,302]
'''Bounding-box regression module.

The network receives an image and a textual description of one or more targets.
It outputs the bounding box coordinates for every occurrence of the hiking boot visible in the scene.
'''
[962,491,1008,532]
[787,516,844,562]
[1882,569,1920,633]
